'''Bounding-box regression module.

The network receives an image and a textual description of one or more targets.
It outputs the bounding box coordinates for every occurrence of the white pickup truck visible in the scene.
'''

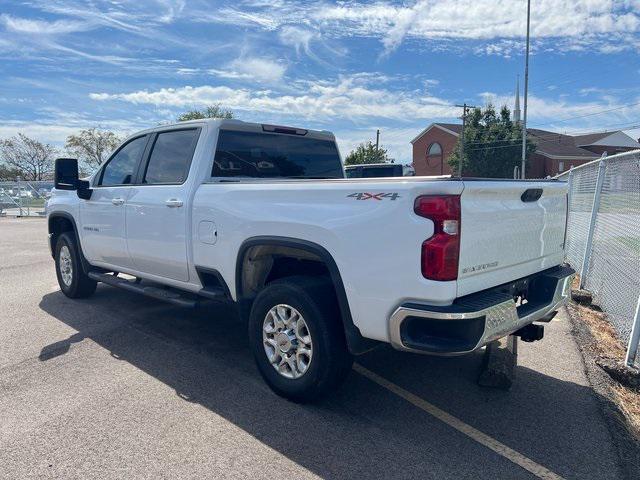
[47,118,574,402]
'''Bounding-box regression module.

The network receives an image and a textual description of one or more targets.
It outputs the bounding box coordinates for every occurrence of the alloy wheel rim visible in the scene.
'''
[262,304,313,379]
[59,245,73,287]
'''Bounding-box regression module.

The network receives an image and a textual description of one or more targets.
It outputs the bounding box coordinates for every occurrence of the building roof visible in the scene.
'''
[527,129,599,159]
[571,132,612,145]
[434,123,463,135]
[411,122,638,159]
[573,130,640,148]
[409,123,462,144]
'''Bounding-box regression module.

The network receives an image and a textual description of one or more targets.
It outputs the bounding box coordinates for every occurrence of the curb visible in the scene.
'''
[565,304,640,480]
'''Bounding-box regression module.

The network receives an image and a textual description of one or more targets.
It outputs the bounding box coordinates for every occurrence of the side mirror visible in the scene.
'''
[54,158,92,200]
[54,158,80,190]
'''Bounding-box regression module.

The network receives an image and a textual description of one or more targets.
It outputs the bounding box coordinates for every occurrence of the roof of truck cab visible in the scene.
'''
[133,118,335,141]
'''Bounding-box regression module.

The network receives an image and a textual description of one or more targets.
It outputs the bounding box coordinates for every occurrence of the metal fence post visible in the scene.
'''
[566,168,574,242]
[17,176,23,217]
[566,168,574,200]
[625,296,640,368]
[579,159,606,289]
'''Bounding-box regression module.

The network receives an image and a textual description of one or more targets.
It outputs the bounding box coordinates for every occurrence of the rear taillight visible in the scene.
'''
[414,195,461,281]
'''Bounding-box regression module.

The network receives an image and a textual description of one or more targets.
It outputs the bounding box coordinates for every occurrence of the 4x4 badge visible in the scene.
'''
[347,192,400,201]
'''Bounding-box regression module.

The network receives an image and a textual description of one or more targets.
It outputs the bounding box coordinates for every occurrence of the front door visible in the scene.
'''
[79,135,149,269]
[125,128,201,282]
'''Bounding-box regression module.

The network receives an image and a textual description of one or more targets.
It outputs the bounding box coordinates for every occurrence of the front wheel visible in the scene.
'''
[248,276,353,403]
[55,232,97,299]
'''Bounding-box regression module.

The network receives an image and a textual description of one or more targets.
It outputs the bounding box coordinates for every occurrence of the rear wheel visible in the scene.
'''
[55,232,97,299]
[248,276,353,403]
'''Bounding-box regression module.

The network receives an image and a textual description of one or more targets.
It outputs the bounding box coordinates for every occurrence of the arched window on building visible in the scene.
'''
[426,142,444,174]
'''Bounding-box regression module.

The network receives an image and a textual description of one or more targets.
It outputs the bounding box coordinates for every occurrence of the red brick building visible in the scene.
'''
[411,123,640,178]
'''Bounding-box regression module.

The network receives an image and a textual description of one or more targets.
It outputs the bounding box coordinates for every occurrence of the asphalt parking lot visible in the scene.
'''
[0,217,630,479]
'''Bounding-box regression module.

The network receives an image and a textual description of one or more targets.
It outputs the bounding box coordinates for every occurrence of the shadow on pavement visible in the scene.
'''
[38,286,623,480]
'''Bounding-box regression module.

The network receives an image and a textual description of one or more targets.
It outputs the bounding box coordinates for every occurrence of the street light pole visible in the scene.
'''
[520,0,531,179]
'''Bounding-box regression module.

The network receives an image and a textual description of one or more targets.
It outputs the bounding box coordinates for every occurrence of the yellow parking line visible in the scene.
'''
[353,363,565,480]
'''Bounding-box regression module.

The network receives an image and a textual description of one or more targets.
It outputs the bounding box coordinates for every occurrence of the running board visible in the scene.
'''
[88,272,225,308]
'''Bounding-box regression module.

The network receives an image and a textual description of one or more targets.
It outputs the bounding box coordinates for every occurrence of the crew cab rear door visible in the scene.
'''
[456,180,568,297]
[125,127,201,282]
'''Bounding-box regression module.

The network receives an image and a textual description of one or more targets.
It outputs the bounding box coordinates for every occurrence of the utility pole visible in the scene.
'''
[455,103,475,177]
[521,0,531,179]
[375,129,380,152]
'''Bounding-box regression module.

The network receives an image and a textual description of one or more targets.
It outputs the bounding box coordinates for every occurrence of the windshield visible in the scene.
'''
[212,130,344,179]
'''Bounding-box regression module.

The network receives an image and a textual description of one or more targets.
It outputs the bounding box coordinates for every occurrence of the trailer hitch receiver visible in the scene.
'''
[514,324,544,342]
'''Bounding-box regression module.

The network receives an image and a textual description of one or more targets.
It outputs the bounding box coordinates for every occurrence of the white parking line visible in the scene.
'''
[353,363,565,480]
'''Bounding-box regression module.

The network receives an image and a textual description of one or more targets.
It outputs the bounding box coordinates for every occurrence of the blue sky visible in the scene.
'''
[1,0,639,162]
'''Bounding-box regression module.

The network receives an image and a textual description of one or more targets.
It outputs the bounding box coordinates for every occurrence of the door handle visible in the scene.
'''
[165,198,183,208]
[111,197,125,206]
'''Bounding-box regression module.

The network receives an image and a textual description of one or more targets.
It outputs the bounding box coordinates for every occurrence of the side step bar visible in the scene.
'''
[88,272,226,308]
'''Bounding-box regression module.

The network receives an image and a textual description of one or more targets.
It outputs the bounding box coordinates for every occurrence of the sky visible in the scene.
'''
[1,0,639,163]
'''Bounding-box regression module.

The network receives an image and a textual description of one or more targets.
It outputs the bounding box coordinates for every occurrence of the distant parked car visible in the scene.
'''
[402,164,415,176]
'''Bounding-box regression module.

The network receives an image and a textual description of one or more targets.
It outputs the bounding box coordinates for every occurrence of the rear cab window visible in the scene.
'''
[212,130,344,179]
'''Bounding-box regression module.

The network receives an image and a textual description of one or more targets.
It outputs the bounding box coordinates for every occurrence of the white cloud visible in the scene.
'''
[279,26,316,57]
[0,119,140,146]
[89,72,640,133]
[226,57,287,83]
[89,74,456,121]
[0,14,91,35]
[212,0,640,56]
[176,58,287,83]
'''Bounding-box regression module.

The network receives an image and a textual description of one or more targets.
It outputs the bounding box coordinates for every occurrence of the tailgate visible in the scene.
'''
[457,180,568,297]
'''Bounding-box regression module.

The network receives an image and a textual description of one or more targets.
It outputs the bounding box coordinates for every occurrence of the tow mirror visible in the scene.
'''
[54,158,92,200]
[54,158,79,190]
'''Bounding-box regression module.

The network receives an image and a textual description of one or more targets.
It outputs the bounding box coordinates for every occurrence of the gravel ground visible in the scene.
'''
[0,217,634,479]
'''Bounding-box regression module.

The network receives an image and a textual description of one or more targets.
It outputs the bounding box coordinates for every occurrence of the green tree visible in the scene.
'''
[177,104,234,121]
[447,104,536,178]
[344,141,392,165]
[65,128,122,172]
[0,133,57,181]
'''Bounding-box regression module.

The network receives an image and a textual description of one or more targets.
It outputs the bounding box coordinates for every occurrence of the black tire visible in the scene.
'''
[248,276,353,403]
[54,232,97,299]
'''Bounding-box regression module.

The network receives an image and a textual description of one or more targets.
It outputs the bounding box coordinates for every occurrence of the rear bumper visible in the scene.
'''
[389,265,575,355]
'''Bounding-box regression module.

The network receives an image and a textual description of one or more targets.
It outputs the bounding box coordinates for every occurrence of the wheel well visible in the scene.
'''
[48,215,75,257]
[236,239,381,355]
[239,244,330,299]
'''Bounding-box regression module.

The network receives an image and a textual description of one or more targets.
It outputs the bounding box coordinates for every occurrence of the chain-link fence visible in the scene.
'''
[0,180,53,217]
[558,150,640,366]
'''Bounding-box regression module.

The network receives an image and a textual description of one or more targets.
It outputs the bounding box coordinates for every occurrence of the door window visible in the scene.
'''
[100,136,147,186]
[143,129,200,184]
